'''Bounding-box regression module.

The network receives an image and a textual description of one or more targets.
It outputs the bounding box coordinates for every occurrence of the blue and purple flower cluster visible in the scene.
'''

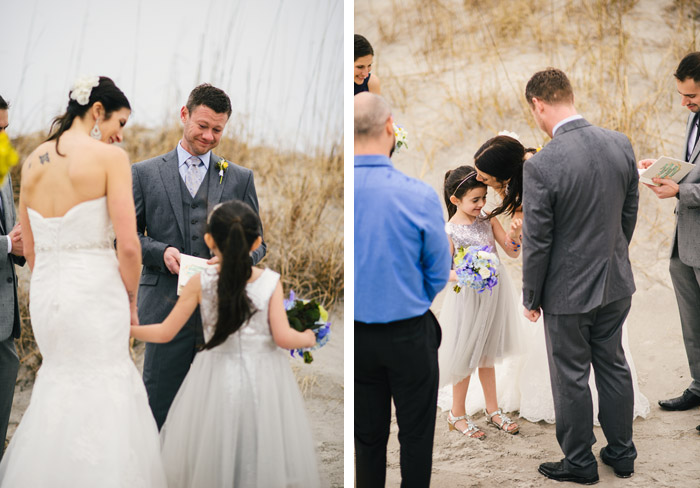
[453,245,500,294]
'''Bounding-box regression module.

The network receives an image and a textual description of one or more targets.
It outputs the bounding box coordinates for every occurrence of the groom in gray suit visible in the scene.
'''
[641,52,700,425]
[0,95,25,458]
[133,84,266,428]
[522,69,639,484]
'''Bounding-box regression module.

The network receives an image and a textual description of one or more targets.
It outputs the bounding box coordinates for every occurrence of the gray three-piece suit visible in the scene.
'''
[522,118,639,476]
[132,148,265,429]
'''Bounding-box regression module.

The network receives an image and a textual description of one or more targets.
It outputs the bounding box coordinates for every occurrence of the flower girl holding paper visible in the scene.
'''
[131,200,321,487]
[438,165,523,440]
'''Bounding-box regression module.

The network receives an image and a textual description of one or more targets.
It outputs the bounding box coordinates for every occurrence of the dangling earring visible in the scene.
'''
[90,119,102,140]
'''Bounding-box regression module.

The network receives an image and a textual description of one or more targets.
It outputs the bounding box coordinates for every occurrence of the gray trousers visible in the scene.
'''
[0,336,18,460]
[669,254,700,396]
[543,296,637,477]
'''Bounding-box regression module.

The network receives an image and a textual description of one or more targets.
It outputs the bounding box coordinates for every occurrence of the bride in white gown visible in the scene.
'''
[437,135,649,425]
[0,76,165,487]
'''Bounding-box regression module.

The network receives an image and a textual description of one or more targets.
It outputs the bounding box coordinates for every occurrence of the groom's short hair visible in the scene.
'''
[354,92,391,141]
[186,84,232,118]
[525,68,574,107]
[675,52,700,83]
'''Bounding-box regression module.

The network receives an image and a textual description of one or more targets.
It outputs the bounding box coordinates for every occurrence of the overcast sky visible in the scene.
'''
[1,0,343,152]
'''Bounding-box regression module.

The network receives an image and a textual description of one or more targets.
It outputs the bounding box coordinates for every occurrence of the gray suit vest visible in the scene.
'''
[179,173,211,259]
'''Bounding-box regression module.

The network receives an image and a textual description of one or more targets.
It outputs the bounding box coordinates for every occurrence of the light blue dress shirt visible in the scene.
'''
[176,142,211,181]
[354,154,451,323]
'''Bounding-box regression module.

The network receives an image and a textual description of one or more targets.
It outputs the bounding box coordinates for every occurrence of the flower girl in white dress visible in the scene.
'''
[438,165,523,440]
[131,200,320,488]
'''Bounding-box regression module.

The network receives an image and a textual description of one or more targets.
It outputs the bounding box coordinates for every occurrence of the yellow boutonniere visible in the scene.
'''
[216,159,229,184]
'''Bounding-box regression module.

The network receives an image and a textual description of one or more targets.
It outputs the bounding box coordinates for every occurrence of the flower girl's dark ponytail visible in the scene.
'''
[203,201,261,350]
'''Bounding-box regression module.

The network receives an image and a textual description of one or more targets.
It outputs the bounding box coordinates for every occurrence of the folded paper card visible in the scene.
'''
[639,156,694,186]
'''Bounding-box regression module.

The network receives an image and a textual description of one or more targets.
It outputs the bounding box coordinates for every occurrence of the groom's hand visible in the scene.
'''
[523,307,541,322]
[164,246,181,274]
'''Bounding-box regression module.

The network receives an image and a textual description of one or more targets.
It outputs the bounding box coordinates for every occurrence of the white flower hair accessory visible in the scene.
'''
[70,75,100,105]
[498,130,520,141]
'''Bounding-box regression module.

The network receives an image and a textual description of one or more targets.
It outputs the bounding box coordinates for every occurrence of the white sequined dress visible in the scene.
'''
[437,218,522,388]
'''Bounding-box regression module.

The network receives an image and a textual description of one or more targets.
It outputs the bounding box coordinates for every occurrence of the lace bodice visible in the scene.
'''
[27,196,115,254]
[445,216,497,256]
[199,268,280,354]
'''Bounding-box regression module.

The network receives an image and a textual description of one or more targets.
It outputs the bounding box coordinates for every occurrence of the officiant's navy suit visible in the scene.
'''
[0,175,25,458]
[133,147,265,428]
[522,117,639,478]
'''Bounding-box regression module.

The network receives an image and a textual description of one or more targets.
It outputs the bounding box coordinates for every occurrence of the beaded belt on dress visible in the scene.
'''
[34,241,113,253]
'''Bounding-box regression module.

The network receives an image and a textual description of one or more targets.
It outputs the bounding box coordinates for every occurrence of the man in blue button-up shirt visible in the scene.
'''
[354,92,450,488]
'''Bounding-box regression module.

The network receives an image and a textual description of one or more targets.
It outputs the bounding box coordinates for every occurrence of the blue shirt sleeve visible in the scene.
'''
[418,188,451,301]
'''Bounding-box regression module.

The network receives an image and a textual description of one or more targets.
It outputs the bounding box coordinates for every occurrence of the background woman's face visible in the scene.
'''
[354,54,373,84]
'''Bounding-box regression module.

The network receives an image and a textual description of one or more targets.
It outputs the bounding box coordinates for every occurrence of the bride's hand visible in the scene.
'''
[523,307,540,322]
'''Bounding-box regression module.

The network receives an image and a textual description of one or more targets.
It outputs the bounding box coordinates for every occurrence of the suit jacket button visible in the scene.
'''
[191,203,197,209]
[6,277,12,283]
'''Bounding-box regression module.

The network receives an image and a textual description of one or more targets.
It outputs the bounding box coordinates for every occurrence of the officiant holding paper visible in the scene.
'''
[639,52,700,426]
[132,84,266,428]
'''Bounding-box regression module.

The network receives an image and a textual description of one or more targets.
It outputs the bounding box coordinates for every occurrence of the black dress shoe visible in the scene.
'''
[696,424,700,432]
[538,461,599,485]
[658,389,700,411]
[600,447,634,478]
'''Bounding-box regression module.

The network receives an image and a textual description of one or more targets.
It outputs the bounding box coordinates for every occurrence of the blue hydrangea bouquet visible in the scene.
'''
[453,245,500,294]
[284,290,331,364]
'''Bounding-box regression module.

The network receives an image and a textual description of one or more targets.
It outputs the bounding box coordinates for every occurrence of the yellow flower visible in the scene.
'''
[216,159,229,184]
[0,132,19,187]
[319,304,329,323]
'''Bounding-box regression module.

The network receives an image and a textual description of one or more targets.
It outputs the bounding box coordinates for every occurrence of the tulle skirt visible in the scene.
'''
[438,263,522,388]
[160,347,321,488]
[437,300,650,425]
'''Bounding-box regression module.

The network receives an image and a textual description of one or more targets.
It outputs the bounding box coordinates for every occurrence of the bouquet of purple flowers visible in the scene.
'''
[453,245,500,294]
[284,290,331,364]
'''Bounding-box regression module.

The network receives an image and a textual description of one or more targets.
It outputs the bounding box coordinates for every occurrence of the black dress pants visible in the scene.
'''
[354,310,441,488]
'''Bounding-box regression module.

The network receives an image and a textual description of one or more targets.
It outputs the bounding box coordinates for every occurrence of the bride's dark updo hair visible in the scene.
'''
[444,165,487,220]
[474,135,525,219]
[203,200,261,350]
[47,76,130,155]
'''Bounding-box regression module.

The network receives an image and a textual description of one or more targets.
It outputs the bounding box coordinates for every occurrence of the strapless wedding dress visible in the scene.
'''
[0,197,166,487]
